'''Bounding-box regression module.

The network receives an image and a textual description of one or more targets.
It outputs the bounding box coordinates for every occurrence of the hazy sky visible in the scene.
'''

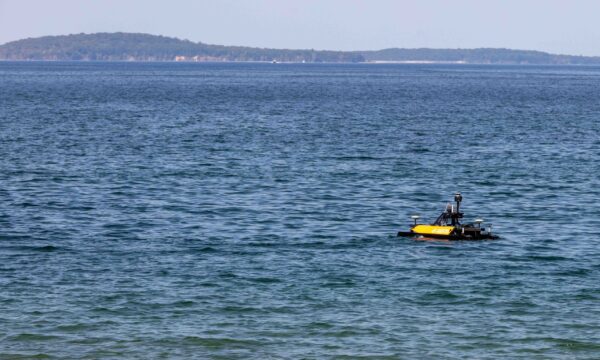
[1,0,600,56]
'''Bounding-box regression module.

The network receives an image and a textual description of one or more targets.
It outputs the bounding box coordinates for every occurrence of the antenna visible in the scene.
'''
[411,215,420,226]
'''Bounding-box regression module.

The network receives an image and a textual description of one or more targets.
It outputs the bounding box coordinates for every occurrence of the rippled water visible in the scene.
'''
[1,62,600,359]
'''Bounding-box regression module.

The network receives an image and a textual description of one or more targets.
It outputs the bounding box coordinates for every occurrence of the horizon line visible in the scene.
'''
[2,32,597,59]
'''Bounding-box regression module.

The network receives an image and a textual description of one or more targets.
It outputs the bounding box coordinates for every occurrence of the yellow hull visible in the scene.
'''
[411,225,455,236]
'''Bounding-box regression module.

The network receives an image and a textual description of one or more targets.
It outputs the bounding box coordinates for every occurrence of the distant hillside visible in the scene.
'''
[1,32,600,64]
[360,48,600,65]
[0,33,363,62]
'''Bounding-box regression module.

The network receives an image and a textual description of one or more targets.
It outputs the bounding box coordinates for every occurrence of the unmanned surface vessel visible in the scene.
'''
[397,193,498,240]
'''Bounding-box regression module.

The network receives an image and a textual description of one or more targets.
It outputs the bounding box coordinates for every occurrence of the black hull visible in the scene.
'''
[397,231,498,241]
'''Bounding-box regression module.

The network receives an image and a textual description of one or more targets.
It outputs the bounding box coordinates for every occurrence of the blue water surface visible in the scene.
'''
[1,62,600,359]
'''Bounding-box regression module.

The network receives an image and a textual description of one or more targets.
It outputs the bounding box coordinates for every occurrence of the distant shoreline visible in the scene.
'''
[2,59,599,66]
[2,33,600,65]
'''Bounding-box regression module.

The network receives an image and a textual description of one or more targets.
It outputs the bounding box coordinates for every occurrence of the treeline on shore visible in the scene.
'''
[0,33,363,62]
[1,32,599,64]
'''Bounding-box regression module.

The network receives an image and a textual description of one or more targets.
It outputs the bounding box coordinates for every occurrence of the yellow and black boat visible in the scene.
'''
[397,193,498,240]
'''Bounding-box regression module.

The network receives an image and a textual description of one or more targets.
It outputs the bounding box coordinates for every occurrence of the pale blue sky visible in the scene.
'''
[1,0,600,56]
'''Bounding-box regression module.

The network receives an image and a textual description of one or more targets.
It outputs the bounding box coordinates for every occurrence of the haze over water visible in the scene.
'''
[1,62,600,359]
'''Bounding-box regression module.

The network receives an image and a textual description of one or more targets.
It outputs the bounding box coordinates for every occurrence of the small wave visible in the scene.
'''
[173,300,195,307]
[553,267,591,276]
[0,353,53,359]
[192,246,219,253]
[7,333,61,342]
[556,340,600,351]
[249,276,282,284]
[218,271,238,279]
[180,336,261,348]
[54,323,96,332]
[419,290,460,301]
[2,245,63,253]
[322,156,381,161]
[515,337,600,351]
[220,305,260,313]
[305,321,335,329]
[523,254,572,262]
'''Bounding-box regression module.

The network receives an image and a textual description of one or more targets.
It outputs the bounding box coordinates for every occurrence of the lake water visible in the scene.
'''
[1,62,600,359]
